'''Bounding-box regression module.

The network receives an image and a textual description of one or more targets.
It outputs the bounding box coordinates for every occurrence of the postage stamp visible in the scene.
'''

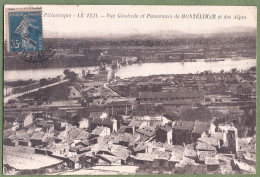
[6,8,43,52]
[2,4,257,175]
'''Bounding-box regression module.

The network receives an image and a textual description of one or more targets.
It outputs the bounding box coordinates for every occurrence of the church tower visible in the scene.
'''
[226,123,238,154]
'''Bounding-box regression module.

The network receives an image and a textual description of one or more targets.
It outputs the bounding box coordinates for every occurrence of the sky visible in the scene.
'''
[5,5,257,38]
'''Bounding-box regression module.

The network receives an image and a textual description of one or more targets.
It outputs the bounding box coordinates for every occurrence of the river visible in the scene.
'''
[4,58,256,81]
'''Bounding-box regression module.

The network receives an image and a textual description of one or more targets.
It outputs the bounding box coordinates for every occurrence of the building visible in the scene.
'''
[217,123,238,154]
[139,90,205,106]
[106,101,135,115]
[16,113,34,129]
[89,118,117,133]
[155,125,172,144]
[92,126,111,137]
[172,121,194,145]
[192,121,215,142]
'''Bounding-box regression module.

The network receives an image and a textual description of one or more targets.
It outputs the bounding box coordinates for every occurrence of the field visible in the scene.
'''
[3,146,62,170]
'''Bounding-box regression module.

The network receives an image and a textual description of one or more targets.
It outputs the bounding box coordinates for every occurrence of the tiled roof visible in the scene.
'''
[31,132,46,140]
[16,130,32,141]
[117,133,138,143]
[4,130,15,139]
[129,119,143,127]
[134,142,148,152]
[197,151,217,162]
[197,136,219,147]
[211,132,224,140]
[92,126,108,135]
[184,149,197,158]
[69,127,90,140]
[136,126,155,137]
[118,126,128,133]
[166,145,184,152]
[134,153,154,161]
[106,101,133,106]
[196,142,216,151]
[139,90,204,99]
[169,151,184,162]
[97,154,121,163]
[157,125,172,132]
[42,136,55,143]
[232,160,256,173]
[153,151,171,160]
[205,157,220,165]
[179,157,196,166]
[94,144,130,161]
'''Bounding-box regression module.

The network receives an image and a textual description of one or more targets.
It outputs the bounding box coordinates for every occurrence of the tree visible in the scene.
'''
[39,78,48,86]
[71,115,81,127]
[231,68,237,74]
[63,69,70,76]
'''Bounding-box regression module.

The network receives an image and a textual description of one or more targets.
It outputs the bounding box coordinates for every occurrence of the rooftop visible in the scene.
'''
[139,90,204,99]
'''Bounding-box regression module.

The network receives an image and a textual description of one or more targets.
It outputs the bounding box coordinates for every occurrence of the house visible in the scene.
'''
[169,151,184,164]
[192,120,215,142]
[152,151,172,169]
[172,121,194,145]
[196,142,216,151]
[67,155,82,169]
[93,144,131,164]
[232,159,256,174]
[128,119,147,133]
[205,157,220,171]
[118,125,135,134]
[92,126,110,137]
[197,135,220,149]
[30,132,46,147]
[47,143,70,157]
[197,151,217,164]
[96,154,121,166]
[68,127,91,143]
[184,148,197,161]
[16,113,34,129]
[133,142,148,155]
[3,130,16,146]
[135,126,156,141]
[55,130,68,143]
[89,118,117,133]
[155,125,172,144]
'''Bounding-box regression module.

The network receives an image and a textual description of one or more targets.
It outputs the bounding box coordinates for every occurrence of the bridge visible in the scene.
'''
[4,79,69,104]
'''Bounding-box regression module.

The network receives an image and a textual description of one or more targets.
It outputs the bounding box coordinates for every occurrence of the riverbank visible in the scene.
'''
[4,58,256,81]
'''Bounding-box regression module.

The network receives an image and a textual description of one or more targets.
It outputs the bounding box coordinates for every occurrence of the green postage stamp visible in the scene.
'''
[2,4,257,175]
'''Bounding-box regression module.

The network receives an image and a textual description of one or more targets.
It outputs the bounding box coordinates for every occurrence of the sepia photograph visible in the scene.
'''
[3,5,257,175]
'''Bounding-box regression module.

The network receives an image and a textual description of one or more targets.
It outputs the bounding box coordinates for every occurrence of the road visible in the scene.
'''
[4,80,69,104]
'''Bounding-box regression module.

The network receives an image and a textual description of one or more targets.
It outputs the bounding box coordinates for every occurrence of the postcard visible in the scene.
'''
[3,5,257,175]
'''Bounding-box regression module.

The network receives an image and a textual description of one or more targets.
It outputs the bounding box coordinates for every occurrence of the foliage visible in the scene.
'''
[180,107,212,122]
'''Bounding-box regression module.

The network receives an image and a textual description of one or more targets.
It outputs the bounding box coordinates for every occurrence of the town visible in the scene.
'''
[3,64,256,175]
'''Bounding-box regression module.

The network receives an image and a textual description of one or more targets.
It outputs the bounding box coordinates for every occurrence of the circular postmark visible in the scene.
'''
[11,37,56,62]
